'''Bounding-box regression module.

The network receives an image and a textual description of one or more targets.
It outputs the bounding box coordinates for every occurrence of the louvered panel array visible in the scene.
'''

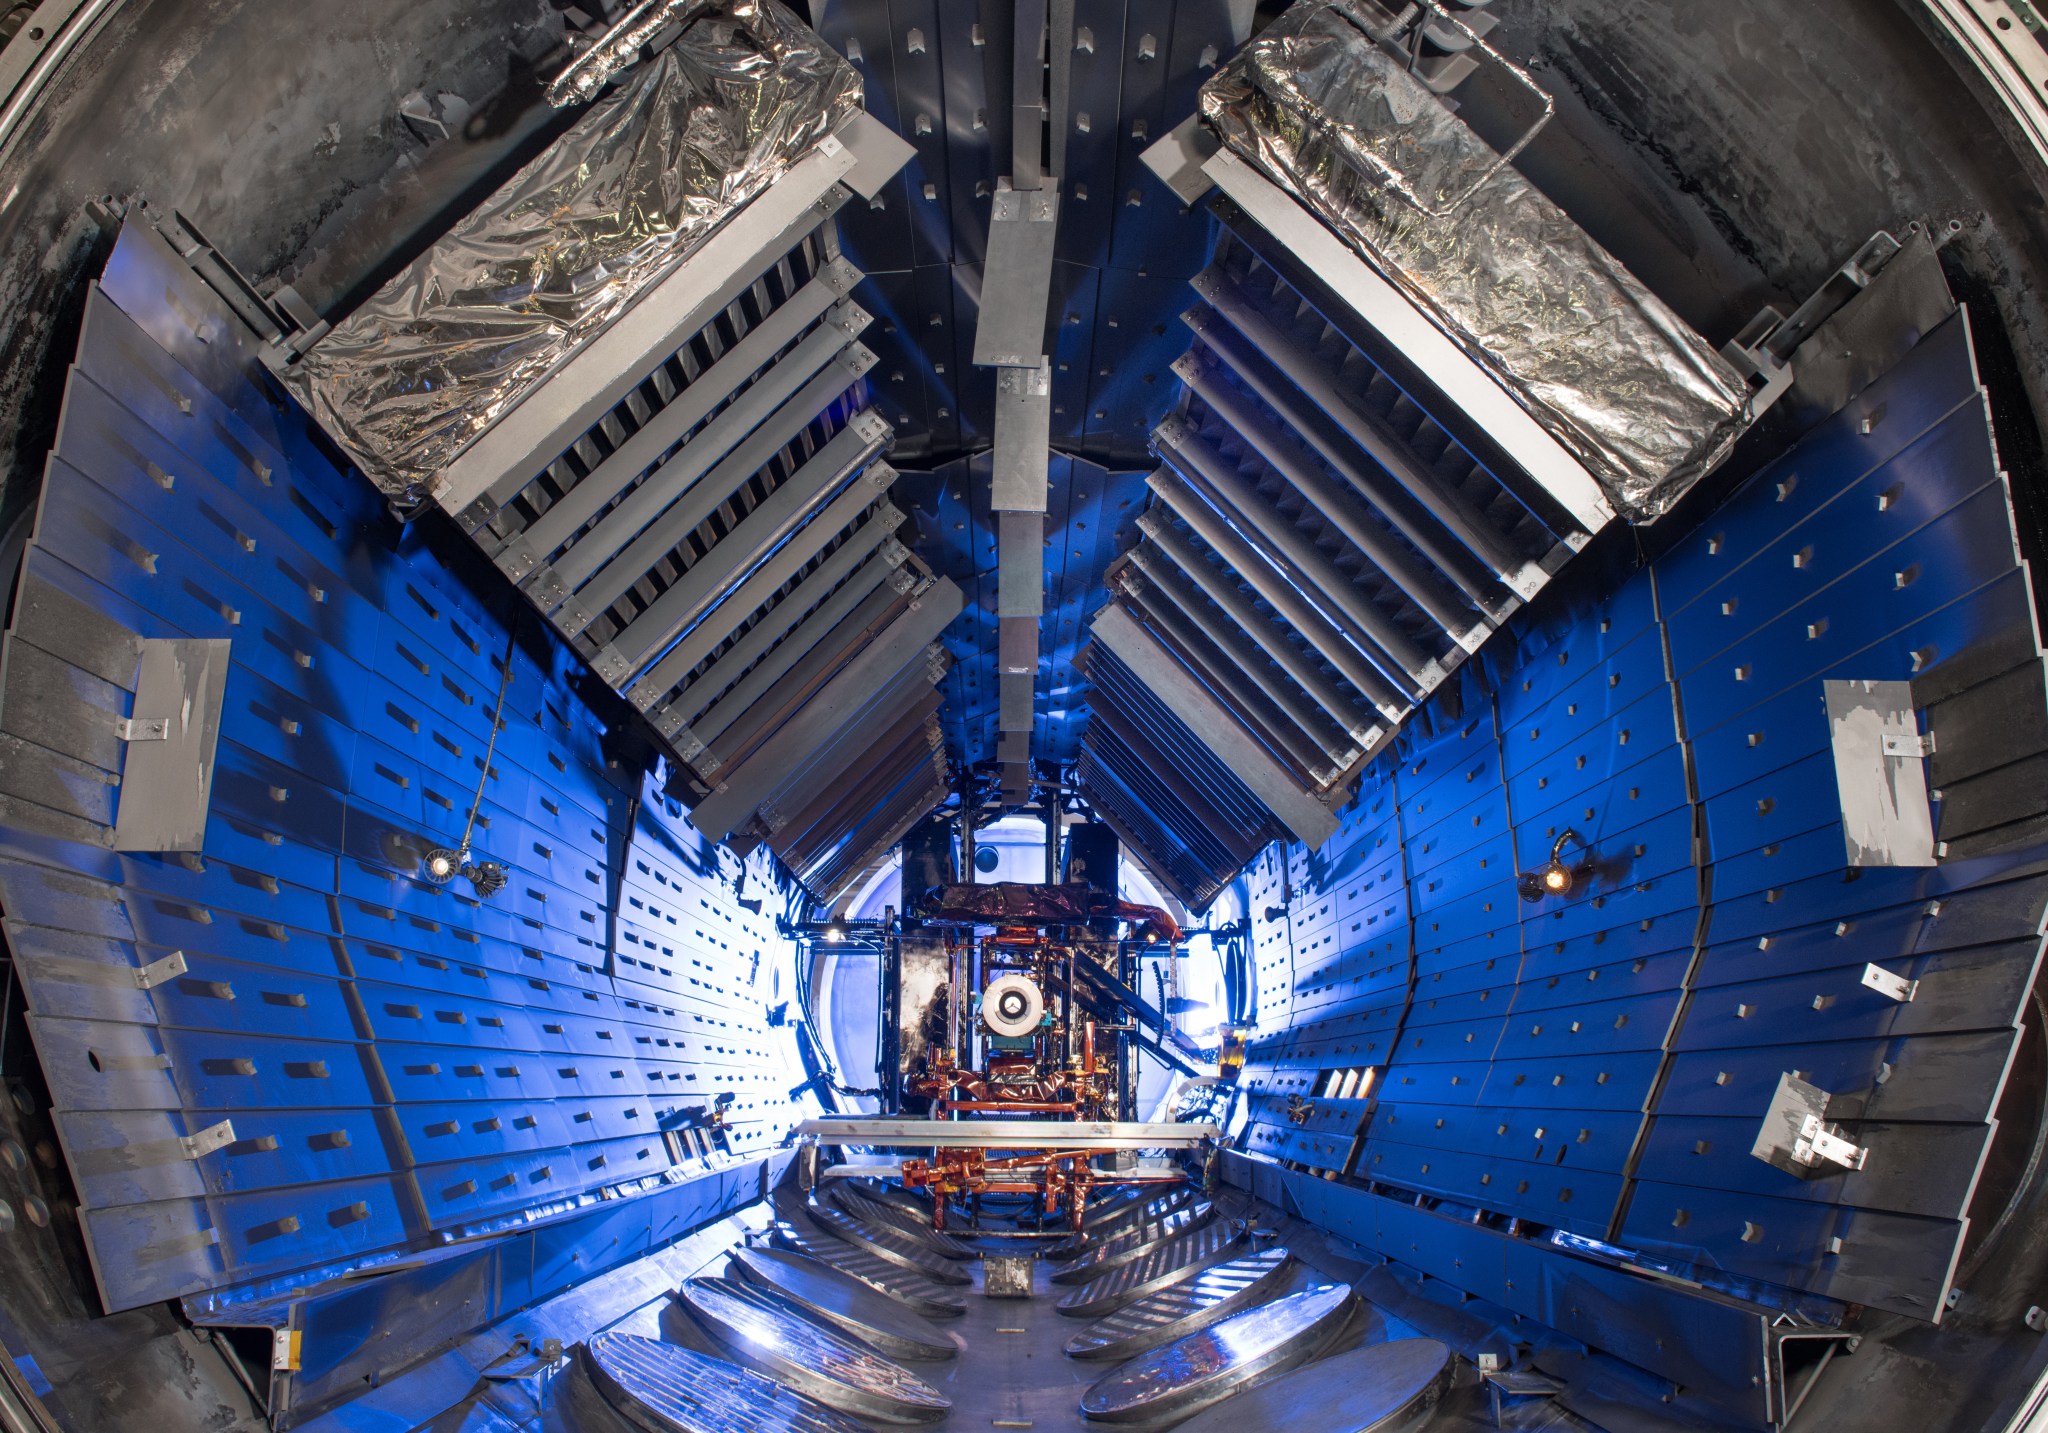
[1234,301,2048,1323]
[1078,159,1612,901]
[0,219,810,1313]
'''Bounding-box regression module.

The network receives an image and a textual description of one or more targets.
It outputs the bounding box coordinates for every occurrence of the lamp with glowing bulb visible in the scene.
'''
[1517,828,1593,902]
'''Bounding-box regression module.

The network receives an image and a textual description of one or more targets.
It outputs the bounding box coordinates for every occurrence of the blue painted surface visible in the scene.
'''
[1230,306,2048,1323]
[0,221,811,1312]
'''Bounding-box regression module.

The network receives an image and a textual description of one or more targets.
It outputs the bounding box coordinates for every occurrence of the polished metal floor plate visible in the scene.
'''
[676,1277,954,1424]
[729,1245,959,1361]
[1078,1282,1358,1423]
[582,1331,872,1433]
[804,1201,976,1286]
[1063,1248,1298,1358]
[1169,1338,1455,1433]
[1047,1189,1198,1259]
[1051,1203,1219,1285]
[1054,1219,1250,1319]
[831,1184,979,1259]
[769,1221,969,1318]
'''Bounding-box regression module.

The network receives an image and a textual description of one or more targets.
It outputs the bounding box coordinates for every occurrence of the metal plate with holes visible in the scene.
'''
[802,1200,974,1285]
[1050,1202,1220,1285]
[1055,1219,1251,1319]
[674,1277,952,1424]
[729,1246,957,1361]
[1169,1337,1456,1433]
[769,1220,968,1317]
[582,1331,872,1433]
[1078,1282,1359,1423]
[1064,1247,1296,1355]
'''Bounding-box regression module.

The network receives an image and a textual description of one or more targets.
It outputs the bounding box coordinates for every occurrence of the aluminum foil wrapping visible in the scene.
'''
[1200,0,1751,522]
[285,0,860,498]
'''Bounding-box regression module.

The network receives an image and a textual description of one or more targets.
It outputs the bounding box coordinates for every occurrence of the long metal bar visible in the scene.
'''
[1147,468,1408,712]
[679,580,910,764]
[1154,422,1437,683]
[1118,551,1350,772]
[775,708,941,862]
[815,775,955,904]
[1201,148,1615,536]
[1176,341,1503,624]
[796,1118,1221,1149]
[1170,352,1492,646]
[681,557,913,751]
[1085,702,1260,859]
[555,358,876,635]
[537,320,865,603]
[972,187,1061,368]
[719,650,945,846]
[657,528,908,732]
[761,674,947,825]
[1189,268,1538,589]
[1012,0,1048,187]
[1088,604,1339,847]
[687,579,964,840]
[1134,511,1377,734]
[439,135,862,523]
[595,416,892,680]
[495,272,860,579]
[629,488,904,712]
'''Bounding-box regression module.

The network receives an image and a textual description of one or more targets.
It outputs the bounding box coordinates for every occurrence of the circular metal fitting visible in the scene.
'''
[982,974,1045,1037]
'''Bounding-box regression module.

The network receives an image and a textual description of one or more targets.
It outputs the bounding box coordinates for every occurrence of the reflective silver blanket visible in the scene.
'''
[286,0,860,497]
[1200,0,1750,522]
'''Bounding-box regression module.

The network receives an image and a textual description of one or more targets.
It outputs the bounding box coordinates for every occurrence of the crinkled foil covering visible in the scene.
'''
[1200,0,1750,522]
[284,0,860,497]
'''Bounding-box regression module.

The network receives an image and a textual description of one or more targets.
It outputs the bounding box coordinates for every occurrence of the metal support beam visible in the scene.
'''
[972,187,1061,369]
[796,1118,1220,1149]
[997,511,1044,617]
[992,361,1052,511]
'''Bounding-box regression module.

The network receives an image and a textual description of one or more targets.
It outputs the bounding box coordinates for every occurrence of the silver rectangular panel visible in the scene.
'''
[834,108,920,200]
[1826,678,1938,866]
[1089,603,1339,846]
[796,1118,1222,1149]
[113,639,231,853]
[999,615,1039,675]
[1201,148,1615,537]
[972,187,1061,368]
[999,671,1035,731]
[997,510,1045,617]
[440,135,864,522]
[593,419,893,681]
[1139,116,1221,206]
[992,361,1052,511]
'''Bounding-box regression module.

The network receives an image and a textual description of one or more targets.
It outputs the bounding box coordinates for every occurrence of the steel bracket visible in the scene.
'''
[133,950,190,989]
[180,1118,237,1162]
[1861,963,1919,1003]
[115,715,170,742]
[1753,1072,1869,1177]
